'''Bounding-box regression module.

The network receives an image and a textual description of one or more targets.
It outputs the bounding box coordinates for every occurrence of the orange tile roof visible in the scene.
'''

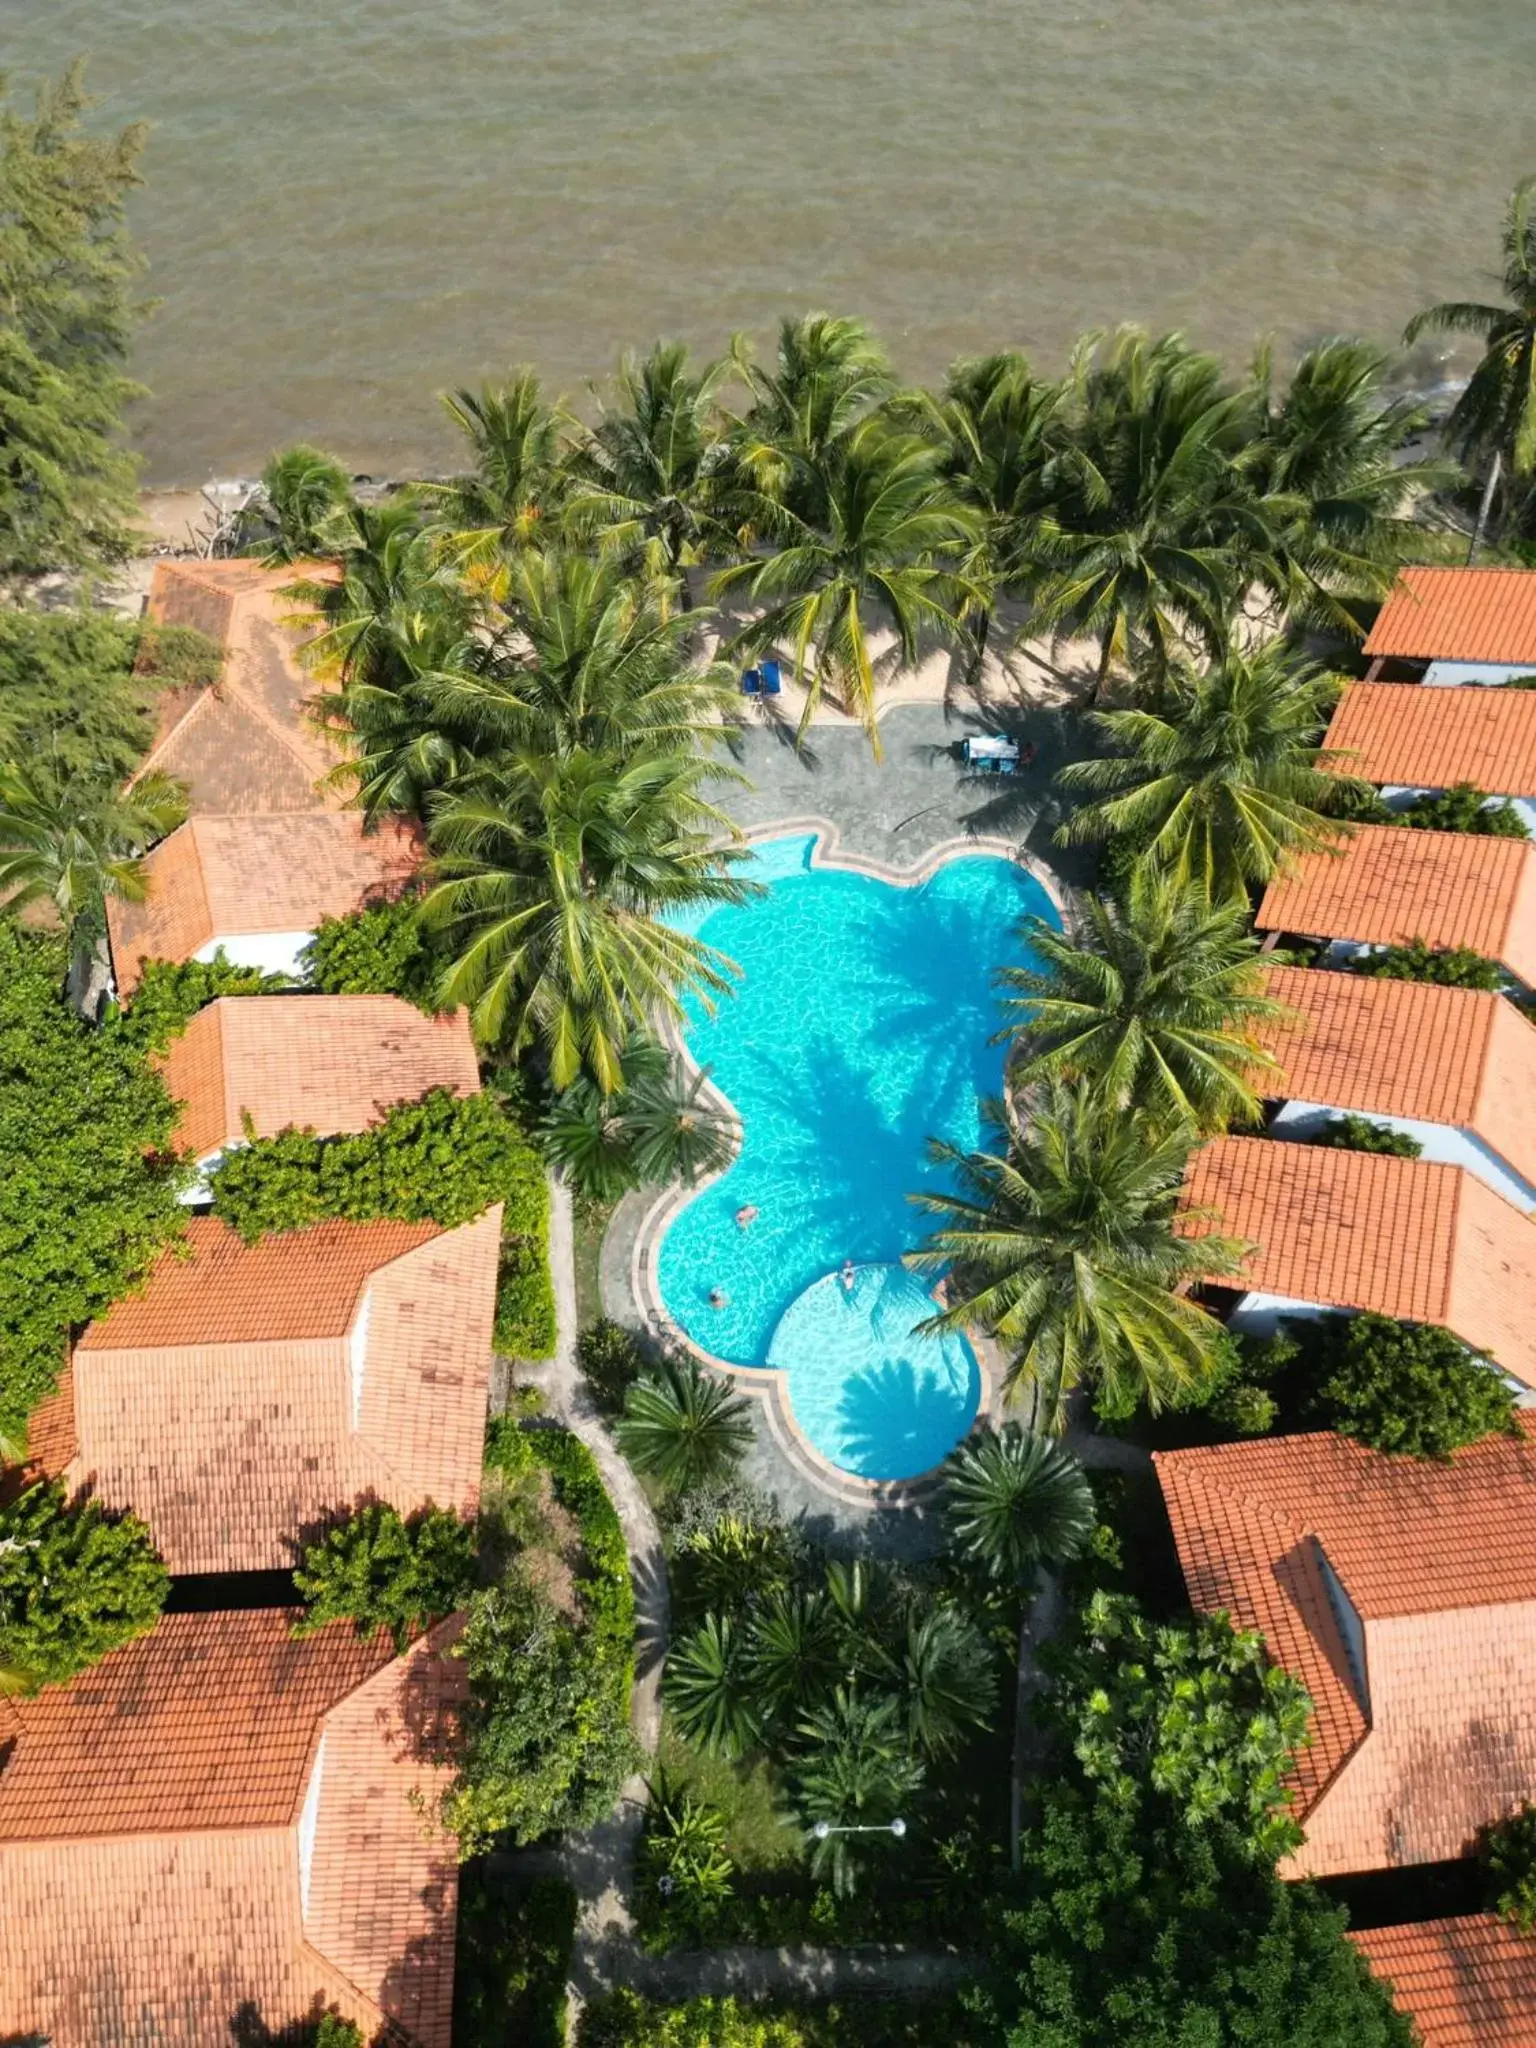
[1256,968,1536,1194]
[1181,1136,1536,1387]
[1350,1914,1536,2047]
[0,1609,460,2048]
[62,1212,500,1571]
[1364,566,1536,665]
[137,558,347,816]
[1255,825,1536,988]
[107,810,421,997]
[1327,680,1536,795]
[160,995,480,1160]
[1156,1424,1536,1876]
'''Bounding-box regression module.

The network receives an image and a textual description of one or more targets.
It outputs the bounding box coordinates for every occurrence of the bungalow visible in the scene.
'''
[1179,1135,1536,1386]
[1325,680,1536,834]
[1364,564,1536,685]
[161,992,480,1194]
[106,810,420,996]
[1256,967,1536,1211]
[134,557,345,816]
[28,1209,502,1573]
[1350,1916,1536,2048]
[1254,825,1536,992]
[0,1608,460,2048]
[1155,1422,1536,1878]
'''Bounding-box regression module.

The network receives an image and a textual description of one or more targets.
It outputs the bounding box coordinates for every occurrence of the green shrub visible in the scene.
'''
[1480,1802,1536,1932]
[578,1318,646,1414]
[113,950,291,1053]
[0,1479,168,1692]
[302,896,442,1010]
[1352,937,1506,990]
[453,1871,576,2048]
[0,609,218,786]
[526,1426,635,1670]
[1294,1312,1519,1459]
[208,1085,539,1240]
[578,1991,983,2047]
[637,1780,736,1943]
[0,920,189,1454]
[293,1501,478,1650]
[1308,1113,1422,1159]
[131,620,224,691]
[1398,781,1530,839]
[496,1149,557,1360]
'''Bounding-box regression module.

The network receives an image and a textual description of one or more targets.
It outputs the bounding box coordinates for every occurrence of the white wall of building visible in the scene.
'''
[1268,1102,1536,1212]
[1423,660,1536,686]
[1377,785,1536,836]
[193,930,313,978]
[1226,1292,1341,1338]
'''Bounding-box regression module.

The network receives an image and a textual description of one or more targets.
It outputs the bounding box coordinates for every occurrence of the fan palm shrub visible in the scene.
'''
[614,1354,754,1493]
[910,1085,1246,1423]
[542,1031,737,1198]
[940,1424,1097,1584]
[997,877,1284,1131]
[1055,642,1360,902]
[792,1689,924,1897]
[664,1612,763,1759]
[744,1586,845,1721]
[895,1605,998,1758]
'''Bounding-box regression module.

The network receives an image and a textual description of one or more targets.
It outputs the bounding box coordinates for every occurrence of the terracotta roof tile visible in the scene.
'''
[160,995,480,1160]
[0,1610,460,2048]
[107,811,421,999]
[1256,968,1536,1194]
[1256,825,1536,989]
[63,1212,500,1572]
[1350,1914,1536,2047]
[1182,1136,1536,1386]
[1326,680,1536,795]
[1364,566,1536,664]
[1156,1425,1536,1876]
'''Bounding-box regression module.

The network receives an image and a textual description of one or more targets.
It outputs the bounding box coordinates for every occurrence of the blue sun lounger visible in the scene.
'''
[740,667,762,695]
[760,660,782,695]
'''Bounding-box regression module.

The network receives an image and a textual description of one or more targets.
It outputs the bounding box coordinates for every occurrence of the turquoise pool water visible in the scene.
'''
[655,831,1059,1481]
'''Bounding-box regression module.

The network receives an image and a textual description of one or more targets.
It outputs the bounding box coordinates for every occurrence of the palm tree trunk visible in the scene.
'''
[966,604,993,693]
[1089,630,1116,709]
[1469,449,1504,564]
[66,924,114,1023]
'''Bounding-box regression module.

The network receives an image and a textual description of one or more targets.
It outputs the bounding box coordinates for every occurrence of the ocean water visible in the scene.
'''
[10,1,1536,484]
[653,830,1055,1480]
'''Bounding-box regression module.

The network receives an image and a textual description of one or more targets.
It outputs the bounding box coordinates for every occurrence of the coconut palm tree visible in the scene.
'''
[541,1030,737,1193]
[792,1689,924,1897]
[930,351,1063,682]
[1246,338,1458,630]
[614,1354,755,1493]
[0,764,187,1012]
[321,603,494,825]
[909,1085,1246,1423]
[424,745,753,1089]
[1031,329,1275,699]
[564,342,732,608]
[425,370,566,579]
[664,1613,763,1759]
[248,443,352,564]
[940,1424,1096,1583]
[1055,643,1360,903]
[997,877,1285,1131]
[728,311,896,527]
[713,421,980,756]
[895,1605,997,1759]
[1405,178,1536,558]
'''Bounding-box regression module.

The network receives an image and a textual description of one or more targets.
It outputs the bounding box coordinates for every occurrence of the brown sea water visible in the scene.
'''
[11,1,1536,485]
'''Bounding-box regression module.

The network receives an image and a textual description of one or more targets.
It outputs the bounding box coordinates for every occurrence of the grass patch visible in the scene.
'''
[656,1713,801,1873]
[574,1191,617,1330]
[453,1869,575,2048]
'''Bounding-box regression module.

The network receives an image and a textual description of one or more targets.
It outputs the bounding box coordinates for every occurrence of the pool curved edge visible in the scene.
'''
[629,814,1055,1506]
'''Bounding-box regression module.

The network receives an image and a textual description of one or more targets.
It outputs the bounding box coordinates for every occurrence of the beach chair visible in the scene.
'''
[760,659,783,696]
[740,667,762,696]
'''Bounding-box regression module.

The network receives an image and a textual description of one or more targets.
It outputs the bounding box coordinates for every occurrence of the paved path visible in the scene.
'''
[587,1941,973,2002]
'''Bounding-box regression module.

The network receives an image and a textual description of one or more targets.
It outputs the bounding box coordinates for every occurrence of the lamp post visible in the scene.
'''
[810,1817,908,1841]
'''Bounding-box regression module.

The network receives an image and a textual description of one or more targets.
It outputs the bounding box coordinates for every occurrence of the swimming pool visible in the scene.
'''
[653,830,1060,1483]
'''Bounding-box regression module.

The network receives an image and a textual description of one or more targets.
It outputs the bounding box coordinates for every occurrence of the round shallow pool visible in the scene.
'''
[654,830,1058,1481]
[767,1264,982,1481]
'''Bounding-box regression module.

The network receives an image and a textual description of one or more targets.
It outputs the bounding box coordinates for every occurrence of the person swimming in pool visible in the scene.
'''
[840,1260,856,1291]
[708,1287,729,1309]
[734,1204,759,1229]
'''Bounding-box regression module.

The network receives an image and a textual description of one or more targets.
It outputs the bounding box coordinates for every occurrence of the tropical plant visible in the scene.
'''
[0,919,189,1457]
[1291,1311,1519,1459]
[300,895,443,1008]
[791,1688,924,1897]
[1405,177,1536,555]
[1479,1802,1536,1933]
[0,62,147,577]
[565,343,731,604]
[997,877,1284,1130]
[1351,937,1506,990]
[249,443,351,562]
[292,1501,478,1650]
[743,1586,844,1718]
[894,1605,998,1758]
[614,1355,755,1493]
[664,1612,763,1759]
[1396,780,1530,838]
[714,419,978,754]
[0,1479,168,1693]
[1055,643,1359,901]
[1030,328,1271,698]
[1309,1114,1421,1159]
[427,369,566,573]
[939,1424,1096,1583]
[671,1506,799,1626]
[542,1031,737,1198]
[911,1086,1245,1422]
[639,1780,737,1916]
[727,311,897,525]
[425,745,752,1088]
[113,949,290,1053]
[577,1318,647,1415]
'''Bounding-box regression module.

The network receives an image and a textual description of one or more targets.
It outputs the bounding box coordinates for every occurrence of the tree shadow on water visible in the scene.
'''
[828,1352,980,1480]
